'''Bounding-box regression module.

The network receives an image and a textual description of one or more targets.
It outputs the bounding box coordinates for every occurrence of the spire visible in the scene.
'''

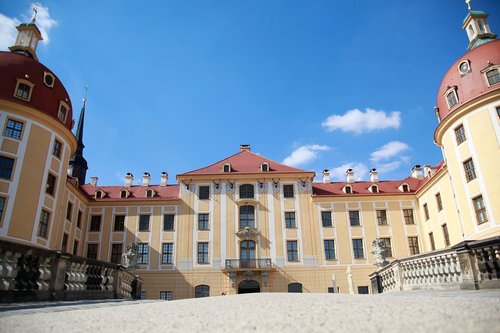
[9,3,43,61]
[462,1,497,50]
[69,87,89,185]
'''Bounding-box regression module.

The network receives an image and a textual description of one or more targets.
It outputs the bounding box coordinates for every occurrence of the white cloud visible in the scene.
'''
[0,14,19,51]
[376,161,402,173]
[0,4,57,51]
[329,162,368,181]
[370,141,410,162]
[322,108,401,134]
[282,144,330,167]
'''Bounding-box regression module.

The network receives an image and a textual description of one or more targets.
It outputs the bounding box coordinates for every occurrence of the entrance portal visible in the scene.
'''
[238,280,260,294]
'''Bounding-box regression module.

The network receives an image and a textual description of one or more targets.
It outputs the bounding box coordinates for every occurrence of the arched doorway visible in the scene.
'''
[238,280,260,294]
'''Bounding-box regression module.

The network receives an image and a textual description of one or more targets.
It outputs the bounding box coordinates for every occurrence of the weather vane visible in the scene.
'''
[83,85,88,103]
[465,0,472,11]
[31,3,41,23]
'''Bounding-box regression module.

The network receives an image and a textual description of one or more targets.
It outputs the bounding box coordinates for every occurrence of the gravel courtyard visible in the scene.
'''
[1,290,499,333]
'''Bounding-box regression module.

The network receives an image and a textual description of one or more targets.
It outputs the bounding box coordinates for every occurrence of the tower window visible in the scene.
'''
[0,156,14,180]
[463,158,476,182]
[4,119,24,140]
[14,80,33,101]
[454,125,466,145]
[53,139,62,158]
[43,72,55,88]
[46,173,56,196]
[468,24,475,37]
[58,103,68,122]
[486,68,500,86]
[473,195,488,225]
[445,90,458,109]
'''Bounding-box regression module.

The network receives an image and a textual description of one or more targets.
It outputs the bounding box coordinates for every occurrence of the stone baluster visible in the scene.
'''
[37,256,52,290]
[0,250,22,290]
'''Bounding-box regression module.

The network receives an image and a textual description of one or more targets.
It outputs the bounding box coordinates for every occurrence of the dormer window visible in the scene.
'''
[370,185,379,193]
[399,183,410,192]
[43,72,55,88]
[485,68,500,86]
[120,190,128,198]
[14,79,34,101]
[58,101,69,122]
[223,163,231,173]
[145,189,154,198]
[444,86,458,109]
[261,162,269,172]
[95,191,104,199]
[343,185,352,194]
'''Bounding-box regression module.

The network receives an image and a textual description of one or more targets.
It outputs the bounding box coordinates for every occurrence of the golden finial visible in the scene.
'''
[465,0,472,11]
[31,3,41,23]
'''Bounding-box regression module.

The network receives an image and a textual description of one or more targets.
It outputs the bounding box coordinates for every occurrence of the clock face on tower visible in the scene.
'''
[459,61,470,74]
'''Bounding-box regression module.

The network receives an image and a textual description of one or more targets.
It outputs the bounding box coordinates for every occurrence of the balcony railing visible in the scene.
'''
[369,236,500,293]
[224,258,273,271]
[0,239,142,303]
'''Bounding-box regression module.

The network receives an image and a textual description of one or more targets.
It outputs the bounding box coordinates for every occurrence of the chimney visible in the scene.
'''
[67,165,74,177]
[125,173,134,188]
[240,144,251,152]
[369,168,379,183]
[160,172,168,187]
[322,169,330,183]
[423,164,433,178]
[90,176,98,186]
[346,169,355,184]
[411,165,425,179]
[142,172,150,187]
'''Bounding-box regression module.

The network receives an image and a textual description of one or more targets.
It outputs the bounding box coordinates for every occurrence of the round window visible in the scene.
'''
[458,61,470,75]
[44,72,54,87]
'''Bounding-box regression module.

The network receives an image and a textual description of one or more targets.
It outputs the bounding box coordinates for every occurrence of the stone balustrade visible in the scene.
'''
[0,239,142,303]
[370,236,500,293]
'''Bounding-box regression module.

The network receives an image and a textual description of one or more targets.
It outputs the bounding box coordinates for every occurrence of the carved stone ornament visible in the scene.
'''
[235,226,259,240]
[243,271,253,280]
[121,243,139,269]
[225,182,235,194]
[371,238,389,268]
[297,180,312,193]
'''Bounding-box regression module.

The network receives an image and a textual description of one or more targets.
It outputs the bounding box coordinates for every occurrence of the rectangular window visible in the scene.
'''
[4,119,23,140]
[38,210,50,238]
[486,68,500,86]
[61,233,68,252]
[358,286,369,294]
[349,211,360,226]
[321,211,332,227]
[352,239,364,259]
[403,209,414,224]
[73,240,79,255]
[442,224,450,247]
[473,195,488,225]
[0,156,14,180]
[46,173,56,195]
[89,215,101,232]
[497,106,500,119]
[287,240,298,261]
[283,184,294,198]
[162,243,173,264]
[163,214,175,231]
[285,212,296,228]
[138,243,149,264]
[429,232,436,251]
[324,240,336,260]
[199,186,210,200]
[53,139,62,158]
[423,204,429,221]
[436,193,443,211]
[446,90,458,108]
[139,214,150,231]
[380,238,393,257]
[114,215,125,231]
[66,202,73,221]
[140,291,146,300]
[454,125,466,145]
[160,291,172,301]
[15,83,31,100]
[110,244,123,264]
[77,210,82,228]
[120,190,127,198]
[408,237,420,255]
[463,158,477,182]
[197,242,209,264]
[198,213,209,231]
[0,197,6,221]
[87,244,98,260]
[58,104,68,122]
[376,210,387,225]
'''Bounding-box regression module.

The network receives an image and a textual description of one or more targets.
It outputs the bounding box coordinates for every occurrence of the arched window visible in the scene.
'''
[288,283,303,293]
[195,285,210,298]
[239,205,255,229]
[239,184,254,199]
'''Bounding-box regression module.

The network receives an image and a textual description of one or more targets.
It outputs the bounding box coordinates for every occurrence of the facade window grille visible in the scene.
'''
[357,286,369,294]
[198,242,209,264]
[486,68,500,86]
[352,239,364,259]
[283,184,294,198]
[423,204,429,220]
[0,156,14,180]
[463,158,477,182]
[403,209,414,224]
[195,285,210,298]
[114,215,125,231]
[349,210,360,226]
[164,214,175,231]
[454,125,466,145]
[239,184,254,199]
[324,240,336,260]
[46,173,56,195]
[73,240,79,255]
[66,202,73,221]
[5,119,23,139]
[198,213,209,230]
[160,291,172,301]
[321,211,332,227]
[442,224,450,247]
[199,186,210,200]
[239,205,254,229]
[138,243,149,264]
[77,210,82,228]
[285,212,296,228]
[58,104,68,122]
[376,210,387,225]
[53,140,62,158]
[429,232,436,251]
[380,238,392,257]
[0,197,5,221]
[446,90,458,108]
[139,214,150,231]
[408,237,420,255]
[473,195,488,225]
[287,241,298,261]
[61,233,68,252]
[162,243,173,264]
[288,283,302,293]
[436,193,443,211]
[110,244,123,264]
[87,244,98,260]
[89,215,101,232]
[15,83,31,100]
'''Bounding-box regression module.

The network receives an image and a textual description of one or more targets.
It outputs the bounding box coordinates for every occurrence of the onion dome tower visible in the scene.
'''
[434,1,500,240]
[69,90,89,185]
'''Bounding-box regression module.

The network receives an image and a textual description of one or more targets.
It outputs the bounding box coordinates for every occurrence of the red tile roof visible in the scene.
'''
[179,150,313,176]
[80,184,180,201]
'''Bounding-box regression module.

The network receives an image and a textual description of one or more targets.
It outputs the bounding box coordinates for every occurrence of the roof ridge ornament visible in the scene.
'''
[31,3,41,23]
[465,0,472,11]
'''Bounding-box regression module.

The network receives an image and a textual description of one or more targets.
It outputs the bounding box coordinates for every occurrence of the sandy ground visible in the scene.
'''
[1,290,500,333]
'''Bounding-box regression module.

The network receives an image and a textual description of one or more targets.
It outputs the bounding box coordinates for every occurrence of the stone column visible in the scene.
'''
[456,249,479,290]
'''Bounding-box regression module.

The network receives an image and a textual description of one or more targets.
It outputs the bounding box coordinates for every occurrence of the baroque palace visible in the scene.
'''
[0,5,499,300]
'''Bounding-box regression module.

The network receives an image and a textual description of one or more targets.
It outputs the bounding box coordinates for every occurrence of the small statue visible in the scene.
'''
[371,238,389,268]
[122,243,139,269]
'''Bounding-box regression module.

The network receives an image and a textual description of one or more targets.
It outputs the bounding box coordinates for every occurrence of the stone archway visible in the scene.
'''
[238,280,260,294]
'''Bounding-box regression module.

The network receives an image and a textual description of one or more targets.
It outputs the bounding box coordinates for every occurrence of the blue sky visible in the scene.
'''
[1,1,499,185]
